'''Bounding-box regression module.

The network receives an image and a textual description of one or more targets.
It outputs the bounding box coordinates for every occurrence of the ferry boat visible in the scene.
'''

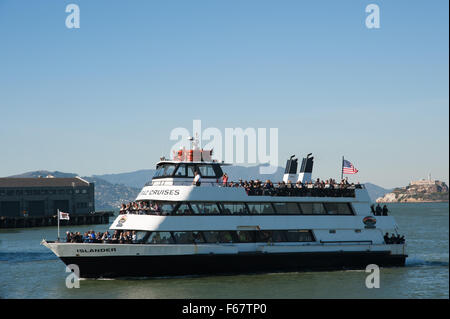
[42,147,407,278]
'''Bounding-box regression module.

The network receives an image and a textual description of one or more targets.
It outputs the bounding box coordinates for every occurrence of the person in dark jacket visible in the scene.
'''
[375,204,382,216]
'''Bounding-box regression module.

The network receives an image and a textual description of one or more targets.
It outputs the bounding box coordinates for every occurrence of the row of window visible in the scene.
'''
[135,230,315,244]
[152,164,222,179]
[151,201,354,215]
[0,188,89,196]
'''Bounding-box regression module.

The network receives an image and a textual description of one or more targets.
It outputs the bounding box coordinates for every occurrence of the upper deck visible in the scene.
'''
[136,184,371,204]
[140,150,370,207]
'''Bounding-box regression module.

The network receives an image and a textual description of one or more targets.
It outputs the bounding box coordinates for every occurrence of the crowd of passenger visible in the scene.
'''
[220,175,362,197]
[65,230,137,244]
[119,202,162,215]
[384,232,405,244]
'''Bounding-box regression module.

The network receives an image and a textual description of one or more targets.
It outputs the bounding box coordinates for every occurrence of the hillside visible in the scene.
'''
[93,169,155,189]
[83,177,141,211]
[8,170,78,178]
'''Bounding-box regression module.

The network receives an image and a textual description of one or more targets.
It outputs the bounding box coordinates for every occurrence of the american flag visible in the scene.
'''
[342,159,358,174]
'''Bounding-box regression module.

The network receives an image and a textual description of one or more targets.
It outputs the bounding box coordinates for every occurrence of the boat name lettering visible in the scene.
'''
[76,248,117,253]
[140,189,180,196]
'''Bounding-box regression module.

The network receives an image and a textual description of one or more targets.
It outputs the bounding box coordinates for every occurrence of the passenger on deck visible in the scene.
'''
[383,232,405,244]
[382,205,389,216]
[101,231,111,242]
[276,181,286,196]
[314,178,321,188]
[222,173,229,186]
[263,180,274,196]
[375,204,382,216]
[111,230,119,243]
[384,232,390,244]
[88,230,95,243]
[193,171,201,186]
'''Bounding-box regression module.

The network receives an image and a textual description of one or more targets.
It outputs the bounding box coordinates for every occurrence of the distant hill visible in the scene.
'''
[9,170,78,178]
[83,176,140,211]
[93,169,156,189]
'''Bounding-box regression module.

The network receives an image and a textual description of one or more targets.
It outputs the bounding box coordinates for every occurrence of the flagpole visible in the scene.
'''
[57,209,60,242]
[341,156,344,181]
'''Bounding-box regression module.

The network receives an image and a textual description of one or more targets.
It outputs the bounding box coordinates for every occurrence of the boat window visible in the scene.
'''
[246,203,276,214]
[272,202,301,214]
[202,231,220,243]
[237,231,255,243]
[173,202,192,215]
[153,202,176,215]
[285,230,315,242]
[218,231,235,243]
[190,202,220,214]
[196,165,217,177]
[197,231,238,243]
[271,230,288,242]
[172,231,205,244]
[164,165,176,176]
[141,231,152,243]
[323,203,353,215]
[147,232,175,244]
[135,231,150,243]
[153,166,165,178]
[263,230,315,242]
[174,164,186,177]
[153,164,177,178]
[255,230,273,242]
[298,203,326,215]
[172,232,193,244]
[212,165,224,177]
[219,203,248,215]
[141,230,315,244]
[187,165,196,177]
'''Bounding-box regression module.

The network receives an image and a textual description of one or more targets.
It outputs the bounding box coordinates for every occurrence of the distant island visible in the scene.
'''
[376,177,449,203]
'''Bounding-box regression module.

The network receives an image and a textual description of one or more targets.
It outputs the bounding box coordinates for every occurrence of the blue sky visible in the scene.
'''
[0,0,448,188]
